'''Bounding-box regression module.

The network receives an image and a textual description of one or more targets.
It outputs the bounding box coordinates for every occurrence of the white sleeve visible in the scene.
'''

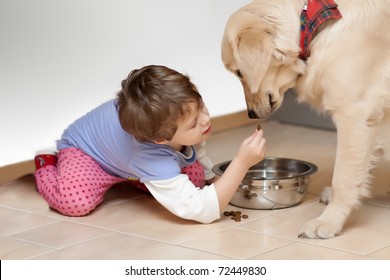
[195,141,215,180]
[144,174,221,224]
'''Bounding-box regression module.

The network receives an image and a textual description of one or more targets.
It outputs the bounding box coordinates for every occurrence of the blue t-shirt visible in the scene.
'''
[57,99,196,182]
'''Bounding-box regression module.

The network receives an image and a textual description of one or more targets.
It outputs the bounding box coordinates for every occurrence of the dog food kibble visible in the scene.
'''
[257,124,262,130]
[223,210,248,222]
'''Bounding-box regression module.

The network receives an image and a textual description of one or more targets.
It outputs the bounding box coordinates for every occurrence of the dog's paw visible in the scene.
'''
[298,218,339,239]
[319,186,332,205]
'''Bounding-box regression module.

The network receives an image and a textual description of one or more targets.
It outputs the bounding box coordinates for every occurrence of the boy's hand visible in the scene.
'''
[235,127,266,169]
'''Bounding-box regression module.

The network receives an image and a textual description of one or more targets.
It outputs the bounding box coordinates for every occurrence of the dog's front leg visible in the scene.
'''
[299,110,381,239]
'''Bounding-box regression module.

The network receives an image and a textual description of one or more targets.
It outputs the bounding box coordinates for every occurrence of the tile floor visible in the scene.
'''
[1,121,390,260]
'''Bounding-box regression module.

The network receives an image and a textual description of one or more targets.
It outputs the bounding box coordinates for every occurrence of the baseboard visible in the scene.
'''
[0,160,35,185]
[211,110,259,133]
[0,110,256,185]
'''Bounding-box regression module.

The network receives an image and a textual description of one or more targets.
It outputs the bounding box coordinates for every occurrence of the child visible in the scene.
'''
[34,65,266,223]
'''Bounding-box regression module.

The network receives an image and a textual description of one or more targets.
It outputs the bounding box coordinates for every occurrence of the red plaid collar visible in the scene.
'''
[299,0,342,60]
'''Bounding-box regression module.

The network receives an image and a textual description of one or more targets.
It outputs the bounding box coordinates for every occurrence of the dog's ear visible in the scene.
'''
[268,17,301,65]
[273,38,306,76]
[266,18,304,76]
[273,47,299,65]
[273,41,301,65]
[234,23,274,94]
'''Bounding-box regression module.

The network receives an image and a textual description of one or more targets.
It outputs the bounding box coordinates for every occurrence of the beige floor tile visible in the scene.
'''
[10,220,112,249]
[0,236,54,259]
[0,176,49,214]
[239,202,390,255]
[238,201,326,239]
[249,242,371,260]
[68,195,277,245]
[367,246,390,259]
[181,227,293,259]
[102,181,149,205]
[0,207,56,236]
[32,233,231,260]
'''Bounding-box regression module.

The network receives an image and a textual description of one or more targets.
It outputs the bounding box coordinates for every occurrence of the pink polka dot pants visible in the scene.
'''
[34,147,206,216]
[35,148,124,216]
[181,160,205,188]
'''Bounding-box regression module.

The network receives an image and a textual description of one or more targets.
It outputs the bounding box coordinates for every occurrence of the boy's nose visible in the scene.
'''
[201,114,210,126]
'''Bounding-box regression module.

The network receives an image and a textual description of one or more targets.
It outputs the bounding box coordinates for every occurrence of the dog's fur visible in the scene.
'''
[221,0,390,238]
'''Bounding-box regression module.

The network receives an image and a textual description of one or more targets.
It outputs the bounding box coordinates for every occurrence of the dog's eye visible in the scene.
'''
[235,70,243,79]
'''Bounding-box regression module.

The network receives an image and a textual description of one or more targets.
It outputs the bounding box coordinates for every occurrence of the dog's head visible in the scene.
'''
[221,8,306,119]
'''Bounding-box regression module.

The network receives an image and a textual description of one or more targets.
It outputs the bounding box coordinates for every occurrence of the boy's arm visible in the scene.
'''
[144,175,220,224]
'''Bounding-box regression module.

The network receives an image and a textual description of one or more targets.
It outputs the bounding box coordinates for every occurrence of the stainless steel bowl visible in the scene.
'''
[212,157,318,210]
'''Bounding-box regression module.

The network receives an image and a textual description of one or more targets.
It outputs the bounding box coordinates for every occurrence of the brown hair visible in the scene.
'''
[116,65,202,142]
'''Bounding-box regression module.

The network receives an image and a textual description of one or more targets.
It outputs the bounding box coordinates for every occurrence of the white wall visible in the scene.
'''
[0,0,251,166]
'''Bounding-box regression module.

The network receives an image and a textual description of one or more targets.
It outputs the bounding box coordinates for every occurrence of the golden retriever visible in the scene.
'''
[221,0,390,239]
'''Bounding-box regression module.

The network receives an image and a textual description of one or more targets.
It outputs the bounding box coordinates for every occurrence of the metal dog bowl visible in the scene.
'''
[212,157,318,210]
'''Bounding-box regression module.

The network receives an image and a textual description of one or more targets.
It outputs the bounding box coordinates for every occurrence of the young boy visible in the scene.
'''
[34,65,266,223]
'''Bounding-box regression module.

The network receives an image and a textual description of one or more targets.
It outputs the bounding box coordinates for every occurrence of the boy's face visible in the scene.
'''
[167,102,211,150]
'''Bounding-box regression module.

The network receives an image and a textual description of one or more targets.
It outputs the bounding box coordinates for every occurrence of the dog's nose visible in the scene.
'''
[248,110,258,119]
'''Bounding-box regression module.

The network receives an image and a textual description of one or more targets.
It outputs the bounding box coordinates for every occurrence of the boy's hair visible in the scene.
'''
[116,65,202,142]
